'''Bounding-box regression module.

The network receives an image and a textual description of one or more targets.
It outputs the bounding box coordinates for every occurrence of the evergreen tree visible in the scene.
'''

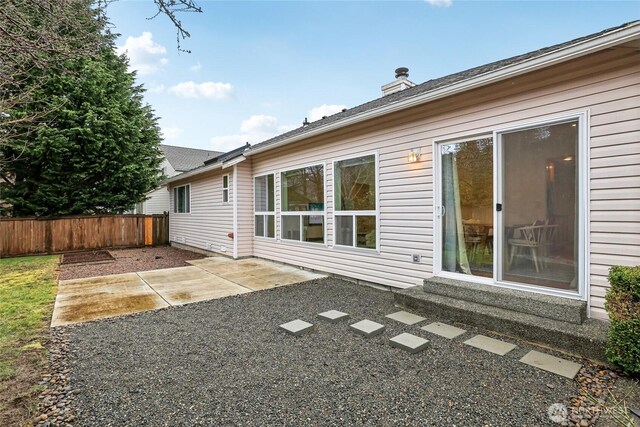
[1,13,163,216]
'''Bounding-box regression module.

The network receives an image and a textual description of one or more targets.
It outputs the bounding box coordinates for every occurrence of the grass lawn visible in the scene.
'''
[0,255,59,427]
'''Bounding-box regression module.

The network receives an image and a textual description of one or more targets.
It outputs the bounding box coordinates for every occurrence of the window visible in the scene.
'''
[254,174,275,238]
[222,175,229,203]
[173,184,190,213]
[334,154,377,249]
[281,164,325,243]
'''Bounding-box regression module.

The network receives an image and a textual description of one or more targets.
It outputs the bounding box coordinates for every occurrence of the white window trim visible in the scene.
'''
[172,183,191,214]
[432,110,589,302]
[253,172,276,239]
[332,151,380,252]
[278,161,327,246]
[433,133,492,277]
[222,174,230,204]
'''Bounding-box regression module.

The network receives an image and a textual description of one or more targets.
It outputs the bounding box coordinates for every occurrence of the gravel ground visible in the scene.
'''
[58,247,206,280]
[59,278,604,427]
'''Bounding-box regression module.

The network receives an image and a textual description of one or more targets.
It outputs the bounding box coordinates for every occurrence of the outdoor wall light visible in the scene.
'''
[408,148,421,163]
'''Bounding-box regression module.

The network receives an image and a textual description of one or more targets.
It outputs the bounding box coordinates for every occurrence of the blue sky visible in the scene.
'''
[106,1,639,153]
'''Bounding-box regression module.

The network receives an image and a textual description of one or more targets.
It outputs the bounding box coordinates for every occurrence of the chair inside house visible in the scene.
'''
[507,219,558,272]
[464,223,487,264]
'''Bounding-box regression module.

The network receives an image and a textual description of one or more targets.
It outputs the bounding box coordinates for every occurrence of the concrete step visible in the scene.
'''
[423,277,587,325]
[394,286,609,362]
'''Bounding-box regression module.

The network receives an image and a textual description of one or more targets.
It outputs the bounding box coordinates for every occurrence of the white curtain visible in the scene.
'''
[442,153,470,274]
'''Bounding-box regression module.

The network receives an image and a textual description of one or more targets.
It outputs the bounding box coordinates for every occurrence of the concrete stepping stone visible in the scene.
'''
[463,334,517,356]
[421,322,466,339]
[318,310,350,323]
[519,350,582,379]
[385,310,426,325]
[279,319,313,336]
[350,319,386,337]
[389,333,429,354]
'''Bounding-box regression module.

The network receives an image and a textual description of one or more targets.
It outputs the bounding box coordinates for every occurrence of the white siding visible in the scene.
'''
[168,170,234,256]
[246,44,640,318]
[142,186,170,214]
[236,161,254,257]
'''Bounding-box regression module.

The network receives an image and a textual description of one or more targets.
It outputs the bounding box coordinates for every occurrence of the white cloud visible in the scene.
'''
[425,0,452,7]
[161,127,182,140]
[168,81,234,100]
[116,32,168,75]
[190,61,202,72]
[308,104,346,122]
[210,115,295,152]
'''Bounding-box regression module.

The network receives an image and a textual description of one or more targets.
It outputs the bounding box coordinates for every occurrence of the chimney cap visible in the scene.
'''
[395,67,409,78]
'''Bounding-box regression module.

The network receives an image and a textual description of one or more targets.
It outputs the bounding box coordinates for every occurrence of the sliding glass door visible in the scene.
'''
[437,116,583,296]
[440,137,493,277]
[498,120,579,291]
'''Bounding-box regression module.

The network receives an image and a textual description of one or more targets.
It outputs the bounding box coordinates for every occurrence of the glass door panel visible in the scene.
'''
[440,137,493,277]
[500,121,579,290]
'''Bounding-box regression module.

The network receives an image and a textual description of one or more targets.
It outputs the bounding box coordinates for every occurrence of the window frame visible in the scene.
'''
[279,162,327,246]
[173,183,191,214]
[253,172,276,239]
[332,152,380,252]
[222,174,230,204]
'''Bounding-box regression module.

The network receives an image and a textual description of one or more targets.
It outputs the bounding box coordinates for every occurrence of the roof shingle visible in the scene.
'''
[160,144,222,172]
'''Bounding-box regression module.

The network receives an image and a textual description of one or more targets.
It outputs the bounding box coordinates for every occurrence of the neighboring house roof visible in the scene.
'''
[165,20,640,185]
[160,144,222,172]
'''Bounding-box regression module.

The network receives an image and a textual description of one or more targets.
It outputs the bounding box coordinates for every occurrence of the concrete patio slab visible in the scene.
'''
[350,319,386,337]
[52,273,169,327]
[318,310,350,322]
[52,256,328,326]
[389,333,429,354]
[421,322,467,339]
[519,350,582,379]
[385,310,426,325]
[189,257,326,290]
[279,319,314,336]
[138,267,250,305]
[463,335,517,356]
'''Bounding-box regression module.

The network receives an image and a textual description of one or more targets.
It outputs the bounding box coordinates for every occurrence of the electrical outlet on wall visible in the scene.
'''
[412,254,421,263]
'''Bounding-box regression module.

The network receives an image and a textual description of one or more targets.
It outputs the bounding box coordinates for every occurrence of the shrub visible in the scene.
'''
[605,266,640,376]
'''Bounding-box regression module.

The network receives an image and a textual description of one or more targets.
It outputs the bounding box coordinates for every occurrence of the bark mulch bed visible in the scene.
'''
[58,246,206,281]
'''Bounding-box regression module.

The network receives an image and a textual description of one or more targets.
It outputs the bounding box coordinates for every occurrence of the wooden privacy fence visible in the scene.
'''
[0,214,169,257]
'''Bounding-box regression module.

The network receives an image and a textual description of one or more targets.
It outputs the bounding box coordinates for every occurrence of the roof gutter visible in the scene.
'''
[222,155,246,169]
[245,23,640,157]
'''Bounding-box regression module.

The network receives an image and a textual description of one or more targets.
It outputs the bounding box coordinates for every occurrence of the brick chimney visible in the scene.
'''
[381,67,416,96]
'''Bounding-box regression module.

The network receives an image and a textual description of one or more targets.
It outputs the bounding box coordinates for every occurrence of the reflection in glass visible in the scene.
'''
[335,155,375,211]
[280,165,325,244]
[501,121,578,290]
[281,165,324,211]
[441,138,493,276]
[356,216,376,249]
[282,216,301,241]
[335,215,353,246]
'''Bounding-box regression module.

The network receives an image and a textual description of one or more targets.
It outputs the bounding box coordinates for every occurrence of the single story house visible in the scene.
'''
[165,21,639,325]
[135,144,221,214]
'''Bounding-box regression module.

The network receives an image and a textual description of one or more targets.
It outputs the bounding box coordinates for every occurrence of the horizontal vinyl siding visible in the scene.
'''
[169,170,234,256]
[236,161,254,257]
[143,187,170,214]
[245,45,639,318]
